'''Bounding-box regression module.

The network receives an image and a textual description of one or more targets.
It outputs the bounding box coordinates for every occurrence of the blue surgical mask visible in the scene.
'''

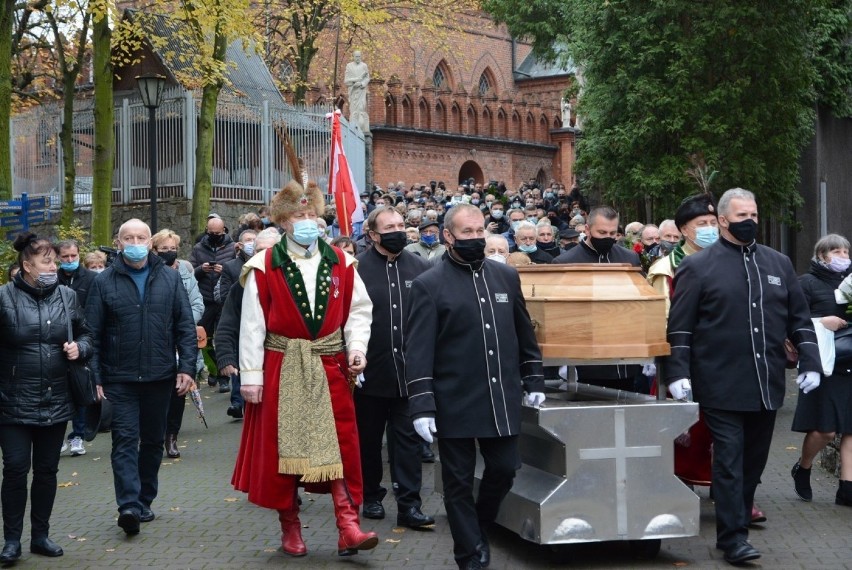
[60,260,79,272]
[290,219,320,246]
[518,244,537,254]
[242,242,255,256]
[694,226,719,249]
[123,244,149,263]
[511,221,522,231]
[261,217,270,225]
[527,216,538,224]
[491,210,504,220]
[421,234,437,246]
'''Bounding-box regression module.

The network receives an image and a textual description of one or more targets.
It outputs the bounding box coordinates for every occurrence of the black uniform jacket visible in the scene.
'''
[551,239,641,383]
[357,247,432,398]
[551,239,641,265]
[664,238,820,411]
[404,255,544,438]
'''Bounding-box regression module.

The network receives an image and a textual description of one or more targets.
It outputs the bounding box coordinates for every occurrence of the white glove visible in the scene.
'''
[558,365,569,380]
[669,378,692,401]
[414,417,437,443]
[354,373,365,388]
[642,363,657,377]
[524,392,546,408]
[796,371,821,394]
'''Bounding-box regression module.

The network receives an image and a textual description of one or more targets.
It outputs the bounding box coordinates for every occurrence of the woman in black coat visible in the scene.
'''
[791,233,852,507]
[0,233,92,563]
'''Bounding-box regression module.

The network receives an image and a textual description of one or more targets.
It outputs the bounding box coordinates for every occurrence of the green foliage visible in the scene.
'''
[0,239,17,284]
[55,219,97,254]
[483,0,852,222]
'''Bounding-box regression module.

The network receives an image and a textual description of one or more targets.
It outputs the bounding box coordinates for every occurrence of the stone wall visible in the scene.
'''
[57,198,263,257]
[821,436,841,477]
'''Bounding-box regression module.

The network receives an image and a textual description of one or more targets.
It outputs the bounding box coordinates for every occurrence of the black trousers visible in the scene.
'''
[0,422,67,541]
[438,436,520,566]
[105,380,173,513]
[703,407,776,549]
[354,392,422,510]
[166,390,185,435]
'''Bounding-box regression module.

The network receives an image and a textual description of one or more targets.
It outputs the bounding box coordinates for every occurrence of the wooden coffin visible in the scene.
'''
[517,264,670,360]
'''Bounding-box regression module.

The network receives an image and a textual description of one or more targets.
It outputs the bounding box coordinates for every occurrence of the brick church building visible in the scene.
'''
[284,11,579,190]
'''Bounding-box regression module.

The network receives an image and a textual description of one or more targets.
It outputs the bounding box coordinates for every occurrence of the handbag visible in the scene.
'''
[783,338,798,369]
[833,325,852,368]
[58,287,99,408]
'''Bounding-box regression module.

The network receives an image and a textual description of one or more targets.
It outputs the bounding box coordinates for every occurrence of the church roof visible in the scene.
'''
[514,48,576,81]
[124,10,321,130]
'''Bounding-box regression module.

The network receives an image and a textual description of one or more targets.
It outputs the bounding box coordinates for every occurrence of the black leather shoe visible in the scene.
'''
[30,537,63,557]
[420,444,436,463]
[226,405,243,419]
[117,509,141,535]
[476,534,490,567]
[791,460,813,501]
[140,507,155,523]
[459,557,483,570]
[723,542,760,565]
[396,506,435,529]
[0,541,21,564]
[362,501,385,519]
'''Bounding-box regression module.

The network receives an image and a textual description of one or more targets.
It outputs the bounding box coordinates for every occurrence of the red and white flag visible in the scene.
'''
[327,110,363,236]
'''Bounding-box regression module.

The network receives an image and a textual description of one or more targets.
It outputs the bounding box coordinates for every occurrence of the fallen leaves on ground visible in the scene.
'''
[105,548,115,552]
[71,472,78,477]
[170,507,181,512]
[224,497,239,502]
[57,481,77,488]
[391,527,405,533]
[385,539,401,544]
[263,548,277,553]
[786,446,798,450]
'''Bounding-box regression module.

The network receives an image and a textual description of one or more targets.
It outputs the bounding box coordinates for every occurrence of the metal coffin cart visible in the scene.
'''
[471,265,700,556]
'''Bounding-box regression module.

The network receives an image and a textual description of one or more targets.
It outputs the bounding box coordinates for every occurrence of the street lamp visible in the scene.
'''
[135,74,167,234]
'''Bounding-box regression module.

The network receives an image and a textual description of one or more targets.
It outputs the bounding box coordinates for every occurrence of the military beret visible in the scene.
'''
[675,193,717,229]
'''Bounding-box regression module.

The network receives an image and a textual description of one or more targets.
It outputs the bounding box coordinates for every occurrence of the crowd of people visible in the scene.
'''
[0,177,848,568]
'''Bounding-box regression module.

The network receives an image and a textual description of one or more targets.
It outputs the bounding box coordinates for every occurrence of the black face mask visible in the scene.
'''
[727,219,757,243]
[378,230,407,254]
[451,237,486,263]
[589,236,616,256]
[659,240,678,255]
[157,251,178,266]
[208,233,224,246]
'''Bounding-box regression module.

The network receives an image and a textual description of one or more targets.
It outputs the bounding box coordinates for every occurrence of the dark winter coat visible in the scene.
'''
[214,255,246,305]
[0,277,92,425]
[85,252,197,385]
[188,233,237,303]
[58,264,97,308]
[799,260,848,319]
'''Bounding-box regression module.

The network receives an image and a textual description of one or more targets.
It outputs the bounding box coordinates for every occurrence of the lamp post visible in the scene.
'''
[135,75,167,234]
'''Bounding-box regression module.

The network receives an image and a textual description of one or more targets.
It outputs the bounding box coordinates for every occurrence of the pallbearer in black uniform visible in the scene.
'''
[664,188,821,565]
[354,206,436,529]
[404,204,545,570]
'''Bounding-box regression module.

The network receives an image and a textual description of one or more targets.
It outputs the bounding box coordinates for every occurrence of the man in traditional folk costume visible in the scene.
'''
[232,180,378,557]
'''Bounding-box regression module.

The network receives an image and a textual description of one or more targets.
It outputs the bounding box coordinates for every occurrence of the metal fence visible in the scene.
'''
[10,90,366,208]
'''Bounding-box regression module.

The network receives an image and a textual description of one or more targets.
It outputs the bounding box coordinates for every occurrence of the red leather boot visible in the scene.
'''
[330,479,378,556]
[277,508,307,556]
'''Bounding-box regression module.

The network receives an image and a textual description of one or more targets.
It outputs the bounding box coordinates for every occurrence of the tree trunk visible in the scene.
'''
[91,12,113,245]
[191,82,222,236]
[0,0,14,199]
[59,75,76,225]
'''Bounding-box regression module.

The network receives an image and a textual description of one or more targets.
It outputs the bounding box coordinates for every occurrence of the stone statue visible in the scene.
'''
[345,51,370,133]
[561,98,572,126]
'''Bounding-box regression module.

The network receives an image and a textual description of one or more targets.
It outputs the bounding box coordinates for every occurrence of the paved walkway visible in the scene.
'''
[23,375,852,569]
